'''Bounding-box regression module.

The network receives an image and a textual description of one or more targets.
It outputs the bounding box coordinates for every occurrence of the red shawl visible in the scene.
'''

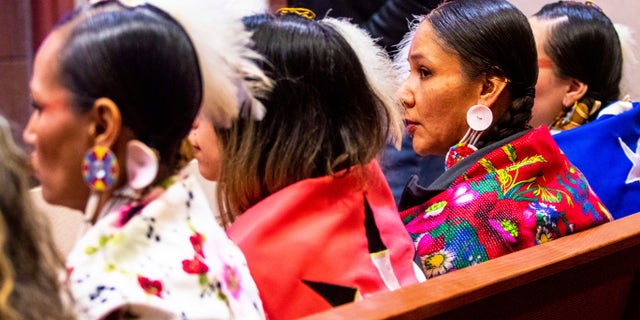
[228,160,419,319]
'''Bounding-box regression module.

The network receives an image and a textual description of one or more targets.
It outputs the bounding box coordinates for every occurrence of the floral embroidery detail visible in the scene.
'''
[536,226,553,244]
[490,219,519,242]
[138,276,163,298]
[422,249,455,278]
[401,129,610,279]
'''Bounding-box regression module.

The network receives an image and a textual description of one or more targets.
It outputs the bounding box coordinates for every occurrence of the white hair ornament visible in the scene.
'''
[148,0,272,127]
[92,0,273,127]
[322,17,405,149]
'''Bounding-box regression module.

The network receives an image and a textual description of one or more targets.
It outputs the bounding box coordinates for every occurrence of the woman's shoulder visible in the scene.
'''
[67,174,264,319]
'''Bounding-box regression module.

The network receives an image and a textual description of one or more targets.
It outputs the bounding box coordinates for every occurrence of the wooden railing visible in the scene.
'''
[303,212,640,319]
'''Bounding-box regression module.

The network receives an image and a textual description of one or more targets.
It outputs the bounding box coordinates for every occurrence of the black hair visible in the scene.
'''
[427,0,538,147]
[56,1,202,169]
[534,1,622,119]
[218,13,392,218]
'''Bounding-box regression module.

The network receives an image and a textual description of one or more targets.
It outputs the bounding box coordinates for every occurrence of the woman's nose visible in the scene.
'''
[22,114,36,145]
[398,81,415,110]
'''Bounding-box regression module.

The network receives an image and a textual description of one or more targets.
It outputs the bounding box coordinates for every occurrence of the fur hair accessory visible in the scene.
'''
[96,0,273,128]
[322,18,405,149]
[147,0,272,128]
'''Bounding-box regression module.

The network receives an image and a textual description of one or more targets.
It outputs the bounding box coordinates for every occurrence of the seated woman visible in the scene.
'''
[528,0,626,131]
[211,11,420,319]
[0,115,73,319]
[530,1,640,219]
[397,0,611,280]
[22,0,270,318]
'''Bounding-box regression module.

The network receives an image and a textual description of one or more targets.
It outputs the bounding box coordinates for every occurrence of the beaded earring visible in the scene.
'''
[82,145,120,225]
[445,105,493,170]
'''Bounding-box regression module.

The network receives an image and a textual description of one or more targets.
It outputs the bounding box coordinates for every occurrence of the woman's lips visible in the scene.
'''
[405,120,419,136]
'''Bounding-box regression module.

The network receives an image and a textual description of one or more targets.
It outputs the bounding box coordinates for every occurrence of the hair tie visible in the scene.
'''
[585,1,604,14]
[275,7,316,19]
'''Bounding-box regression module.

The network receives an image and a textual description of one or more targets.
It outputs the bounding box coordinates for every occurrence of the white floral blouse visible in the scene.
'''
[67,173,264,319]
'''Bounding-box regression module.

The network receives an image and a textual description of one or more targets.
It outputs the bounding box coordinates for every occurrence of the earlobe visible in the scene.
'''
[91,97,122,148]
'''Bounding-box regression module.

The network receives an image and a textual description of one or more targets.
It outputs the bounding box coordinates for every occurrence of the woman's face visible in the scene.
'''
[189,112,221,181]
[23,29,95,211]
[399,22,483,156]
[529,17,573,128]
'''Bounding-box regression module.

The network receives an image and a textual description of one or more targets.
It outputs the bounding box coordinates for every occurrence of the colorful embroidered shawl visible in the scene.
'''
[227,160,420,320]
[400,127,612,279]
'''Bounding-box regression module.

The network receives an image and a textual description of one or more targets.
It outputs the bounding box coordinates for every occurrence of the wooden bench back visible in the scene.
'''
[302,212,640,319]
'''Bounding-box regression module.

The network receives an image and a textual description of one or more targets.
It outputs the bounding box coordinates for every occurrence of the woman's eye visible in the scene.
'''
[418,68,431,78]
[30,101,43,113]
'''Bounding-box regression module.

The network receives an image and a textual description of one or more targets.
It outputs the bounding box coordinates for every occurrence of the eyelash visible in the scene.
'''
[418,67,431,78]
[31,101,43,113]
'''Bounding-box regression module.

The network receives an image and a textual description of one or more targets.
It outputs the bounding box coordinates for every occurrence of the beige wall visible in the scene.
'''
[511,0,640,100]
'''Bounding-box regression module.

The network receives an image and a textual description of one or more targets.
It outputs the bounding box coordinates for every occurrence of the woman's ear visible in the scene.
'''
[478,74,509,107]
[561,78,588,107]
[91,98,122,148]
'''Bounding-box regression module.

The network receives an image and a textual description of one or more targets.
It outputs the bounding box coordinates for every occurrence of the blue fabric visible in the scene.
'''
[381,133,444,205]
[553,102,640,219]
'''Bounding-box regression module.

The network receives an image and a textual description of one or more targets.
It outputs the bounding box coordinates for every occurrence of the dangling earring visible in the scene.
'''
[445,104,493,170]
[79,141,159,233]
[82,145,120,226]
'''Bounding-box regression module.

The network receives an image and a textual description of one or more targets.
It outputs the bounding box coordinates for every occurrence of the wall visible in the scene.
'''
[0,0,31,147]
[511,0,640,100]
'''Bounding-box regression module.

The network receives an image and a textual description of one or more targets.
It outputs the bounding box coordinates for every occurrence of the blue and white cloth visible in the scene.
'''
[554,101,640,219]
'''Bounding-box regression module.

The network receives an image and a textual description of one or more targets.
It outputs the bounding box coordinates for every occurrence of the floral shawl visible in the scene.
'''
[399,127,612,279]
[67,173,264,319]
[227,160,421,320]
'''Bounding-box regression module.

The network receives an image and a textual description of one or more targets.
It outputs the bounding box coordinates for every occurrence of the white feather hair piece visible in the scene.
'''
[393,16,424,79]
[145,0,273,128]
[322,17,405,149]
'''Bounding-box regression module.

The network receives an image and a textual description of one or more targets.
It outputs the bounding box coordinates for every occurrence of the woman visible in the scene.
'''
[537,2,640,219]
[529,1,623,131]
[22,0,269,318]
[214,12,420,319]
[397,0,611,280]
[0,115,74,320]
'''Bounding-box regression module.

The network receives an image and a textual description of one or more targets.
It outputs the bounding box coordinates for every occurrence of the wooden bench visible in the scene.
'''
[303,212,640,319]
